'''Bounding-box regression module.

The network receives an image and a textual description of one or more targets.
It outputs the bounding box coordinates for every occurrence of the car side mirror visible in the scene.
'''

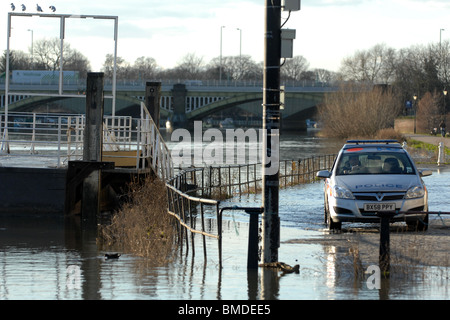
[316,170,331,179]
[419,170,432,177]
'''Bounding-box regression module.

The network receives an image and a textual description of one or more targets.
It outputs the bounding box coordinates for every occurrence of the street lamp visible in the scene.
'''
[413,95,417,134]
[236,28,242,59]
[27,29,33,69]
[444,89,447,121]
[220,26,226,82]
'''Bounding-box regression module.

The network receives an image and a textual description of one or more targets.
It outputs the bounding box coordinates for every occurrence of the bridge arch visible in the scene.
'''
[187,92,262,120]
[3,93,171,118]
[186,91,324,121]
[1,84,331,130]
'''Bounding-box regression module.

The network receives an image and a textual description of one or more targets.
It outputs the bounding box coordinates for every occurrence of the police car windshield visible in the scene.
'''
[336,151,415,175]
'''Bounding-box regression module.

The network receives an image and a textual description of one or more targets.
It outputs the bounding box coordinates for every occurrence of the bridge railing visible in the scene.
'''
[1,77,333,89]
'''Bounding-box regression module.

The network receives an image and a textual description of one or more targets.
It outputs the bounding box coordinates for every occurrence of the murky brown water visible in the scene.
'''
[1,131,450,300]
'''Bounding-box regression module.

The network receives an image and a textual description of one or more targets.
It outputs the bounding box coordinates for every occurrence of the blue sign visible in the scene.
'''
[405,100,412,109]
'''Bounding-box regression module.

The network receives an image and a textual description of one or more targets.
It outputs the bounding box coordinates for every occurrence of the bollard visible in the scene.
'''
[438,142,445,166]
[219,206,263,269]
[377,211,396,277]
[245,207,264,269]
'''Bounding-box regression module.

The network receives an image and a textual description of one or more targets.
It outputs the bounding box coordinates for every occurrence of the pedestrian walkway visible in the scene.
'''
[405,134,450,148]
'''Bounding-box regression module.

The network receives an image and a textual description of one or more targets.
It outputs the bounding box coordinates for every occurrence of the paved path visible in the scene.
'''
[404,134,450,148]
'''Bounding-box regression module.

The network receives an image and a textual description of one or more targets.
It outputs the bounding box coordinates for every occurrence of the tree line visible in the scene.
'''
[320,41,450,138]
[2,37,450,137]
[0,37,328,83]
[2,38,449,91]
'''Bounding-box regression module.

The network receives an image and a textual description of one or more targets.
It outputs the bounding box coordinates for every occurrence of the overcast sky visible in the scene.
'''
[2,0,450,72]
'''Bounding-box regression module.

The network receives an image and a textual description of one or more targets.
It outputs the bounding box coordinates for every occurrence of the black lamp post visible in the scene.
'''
[413,95,417,134]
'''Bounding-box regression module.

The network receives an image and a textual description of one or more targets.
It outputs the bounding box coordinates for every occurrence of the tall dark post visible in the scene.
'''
[145,81,161,128]
[82,72,104,225]
[378,212,395,277]
[171,84,188,129]
[84,73,104,162]
[261,0,281,263]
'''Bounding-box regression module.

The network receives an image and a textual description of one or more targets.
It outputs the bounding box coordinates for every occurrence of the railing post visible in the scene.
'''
[57,117,62,168]
[30,113,36,154]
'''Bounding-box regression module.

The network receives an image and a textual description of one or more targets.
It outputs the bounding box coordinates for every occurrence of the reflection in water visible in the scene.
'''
[325,246,336,296]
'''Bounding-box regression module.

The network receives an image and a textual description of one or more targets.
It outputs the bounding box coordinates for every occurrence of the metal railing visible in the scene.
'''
[165,182,222,266]
[171,155,337,199]
[164,154,337,266]
[0,103,174,180]
[1,77,334,89]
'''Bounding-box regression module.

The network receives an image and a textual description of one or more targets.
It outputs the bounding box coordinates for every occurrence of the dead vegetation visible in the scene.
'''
[98,177,177,265]
[318,83,402,139]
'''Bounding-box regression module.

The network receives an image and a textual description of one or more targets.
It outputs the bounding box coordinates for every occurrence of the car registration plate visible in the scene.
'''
[364,203,395,211]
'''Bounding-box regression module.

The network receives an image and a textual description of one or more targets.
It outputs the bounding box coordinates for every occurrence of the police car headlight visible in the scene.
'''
[405,185,425,199]
[332,185,355,199]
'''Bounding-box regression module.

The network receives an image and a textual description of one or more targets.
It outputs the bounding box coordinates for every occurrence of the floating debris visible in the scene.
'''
[259,262,300,274]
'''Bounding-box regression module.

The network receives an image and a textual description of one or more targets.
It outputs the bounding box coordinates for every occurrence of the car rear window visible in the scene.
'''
[336,151,415,175]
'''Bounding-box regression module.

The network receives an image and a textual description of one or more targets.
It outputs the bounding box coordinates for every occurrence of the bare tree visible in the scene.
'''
[175,53,205,79]
[435,40,450,88]
[339,43,396,84]
[207,55,260,81]
[281,55,310,81]
[393,44,444,103]
[313,68,338,84]
[132,56,159,80]
[1,50,31,72]
[32,37,91,74]
[102,54,129,79]
[318,83,401,138]
[33,38,61,70]
[417,91,441,133]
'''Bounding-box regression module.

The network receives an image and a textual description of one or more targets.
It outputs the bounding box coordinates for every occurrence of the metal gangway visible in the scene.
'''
[0,102,173,181]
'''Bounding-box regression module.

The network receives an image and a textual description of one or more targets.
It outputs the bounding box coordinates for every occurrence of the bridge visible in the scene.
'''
[1,80,337,130]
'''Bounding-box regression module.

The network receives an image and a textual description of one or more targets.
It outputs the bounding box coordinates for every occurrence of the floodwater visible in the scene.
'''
[1,130,450,301]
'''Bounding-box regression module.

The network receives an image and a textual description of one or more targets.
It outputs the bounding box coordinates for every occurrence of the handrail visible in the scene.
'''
[0,106,175,179]
[164,153,337,267]
[165,180,222,266]
[139,102,174,180]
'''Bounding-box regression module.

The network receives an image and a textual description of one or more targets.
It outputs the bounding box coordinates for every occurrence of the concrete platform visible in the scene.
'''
[0,164,153,215]
[0,166,66,214]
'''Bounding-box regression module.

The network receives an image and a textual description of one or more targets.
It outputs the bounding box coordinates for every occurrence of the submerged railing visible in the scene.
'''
[165,154,337,266]
[170,155,336,199]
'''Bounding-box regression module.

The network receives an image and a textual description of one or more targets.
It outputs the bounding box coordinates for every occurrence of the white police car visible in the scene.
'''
[316,140,431,231]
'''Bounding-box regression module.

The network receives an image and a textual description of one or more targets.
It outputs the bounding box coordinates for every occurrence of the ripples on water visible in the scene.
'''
[1,131,450,300]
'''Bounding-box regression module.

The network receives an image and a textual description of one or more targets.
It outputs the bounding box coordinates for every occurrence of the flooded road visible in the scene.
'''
[1,131,450,300]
